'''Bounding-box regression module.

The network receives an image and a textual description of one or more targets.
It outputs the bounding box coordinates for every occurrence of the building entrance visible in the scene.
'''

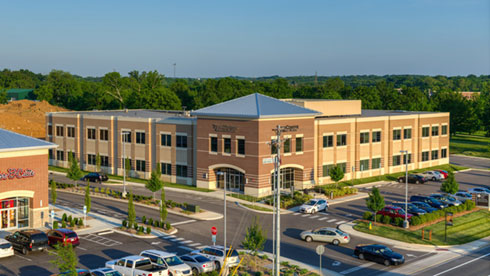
[215,168,245,192]
[0,197,30,229]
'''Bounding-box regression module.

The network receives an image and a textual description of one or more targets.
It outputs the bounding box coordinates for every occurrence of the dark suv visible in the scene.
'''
[410,195,446,209]
[82,172,108,183]
[5,229,48,255]
[397,174,426,184]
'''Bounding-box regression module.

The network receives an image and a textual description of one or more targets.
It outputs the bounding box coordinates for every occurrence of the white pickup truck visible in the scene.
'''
[106,255,168,276]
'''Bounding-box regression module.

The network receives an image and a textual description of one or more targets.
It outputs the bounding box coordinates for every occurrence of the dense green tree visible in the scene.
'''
[441,172,459,194]
[329,165,344,189]
[0,88,7,104]
[127,191,136,226]
[36,70,83,109]
[399,87,431,111]
[350,86,382,109]
[366,187,385,224]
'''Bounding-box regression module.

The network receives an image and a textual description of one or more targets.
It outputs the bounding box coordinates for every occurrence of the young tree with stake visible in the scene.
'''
[365,187,385,224]
[329,165,344,188]
[67,152,83,188]
[242,216,267,270]
[160,186,167,223]
[127,191,136,226]
[85,183,91,214]
[50,179,57,205]
[146,165,163,199]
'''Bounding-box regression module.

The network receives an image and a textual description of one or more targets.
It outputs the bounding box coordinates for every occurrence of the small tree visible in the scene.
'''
[146,166,163,199]
[242,216,267,271]
[441,171,459,194]
[365,187,385,224]
[95,153,101,172]
[49,243,78,276]
[67,152,83,188]
[50,180,57,205]
[160,188,168,223]
[329,165,344,188]
[127,191,136,226]
[84,183,91,214]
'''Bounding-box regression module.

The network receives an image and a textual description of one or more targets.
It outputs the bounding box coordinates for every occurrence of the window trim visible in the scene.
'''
[323,135,334,148]
[336,134,347,147]
[360,132,370,144]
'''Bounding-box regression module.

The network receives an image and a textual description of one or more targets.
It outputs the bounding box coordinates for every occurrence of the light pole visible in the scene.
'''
[122,131,130,198]
[216,171,227,251]
[400,150,409,228]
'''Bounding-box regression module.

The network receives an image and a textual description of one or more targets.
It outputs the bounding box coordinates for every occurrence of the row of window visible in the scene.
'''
[323,134,348,148]
[271,137,304,154]
[210,137,246,155]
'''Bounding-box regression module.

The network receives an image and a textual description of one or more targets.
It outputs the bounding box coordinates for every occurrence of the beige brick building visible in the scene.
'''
[46,93,449,197]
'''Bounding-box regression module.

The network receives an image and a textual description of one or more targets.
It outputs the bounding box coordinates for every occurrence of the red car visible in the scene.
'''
[376,206,413,220]
[435,170,448,178]
[47,229,80,247]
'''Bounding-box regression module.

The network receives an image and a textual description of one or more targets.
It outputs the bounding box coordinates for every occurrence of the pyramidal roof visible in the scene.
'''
[0,128,57,153]
[191,93,320,119]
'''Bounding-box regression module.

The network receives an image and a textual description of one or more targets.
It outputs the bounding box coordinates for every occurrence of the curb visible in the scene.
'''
[112,227,178,239]
[235,201,287,214]
[329,192,370,205]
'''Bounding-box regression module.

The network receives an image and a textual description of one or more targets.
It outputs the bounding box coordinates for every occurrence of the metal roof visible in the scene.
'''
[191,93,320,119]
[50,109,188,120]
[0,128,57,152]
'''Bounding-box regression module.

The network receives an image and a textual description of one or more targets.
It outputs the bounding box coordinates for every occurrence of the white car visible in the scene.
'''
[421,171,444,181]
[190,246,240,271]
[452,192,473,202]
[140,250,192,276]
[299,198,328,213]
[0,239,14,258]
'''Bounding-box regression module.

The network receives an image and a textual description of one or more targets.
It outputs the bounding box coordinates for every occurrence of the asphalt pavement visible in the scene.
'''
[450,154,490,170]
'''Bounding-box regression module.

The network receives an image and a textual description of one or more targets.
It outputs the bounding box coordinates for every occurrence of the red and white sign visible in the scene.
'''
[211,226,217,235]
[0,168,35,181]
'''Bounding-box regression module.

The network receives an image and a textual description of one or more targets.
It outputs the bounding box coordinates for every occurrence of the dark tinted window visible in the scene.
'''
[30,233,48,242]
[0,243,11,249]
[135,259,152,268]
[194,256,209,262]
[180,256,192,262]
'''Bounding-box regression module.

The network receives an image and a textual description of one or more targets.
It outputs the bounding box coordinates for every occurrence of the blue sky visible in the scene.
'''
[1,0,489,77]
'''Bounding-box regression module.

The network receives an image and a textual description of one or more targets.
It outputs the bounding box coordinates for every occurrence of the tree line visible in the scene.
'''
[1,68,489,136]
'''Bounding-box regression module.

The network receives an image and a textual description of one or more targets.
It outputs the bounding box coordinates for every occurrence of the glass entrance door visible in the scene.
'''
[216,168,245,192]
[0,209,16,229]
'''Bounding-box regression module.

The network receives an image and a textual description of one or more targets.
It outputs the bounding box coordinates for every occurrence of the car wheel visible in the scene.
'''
[332,239,340,246]
[192,268,199,275]
[384,259,391,266]
[169,273,173,276]
[358,253,365,260]
[416,180,420,184]
[22,247,28,255]
[432,177,436,181]
[399,178,403,183]
[305,236,313,242]
[214,261,221,271]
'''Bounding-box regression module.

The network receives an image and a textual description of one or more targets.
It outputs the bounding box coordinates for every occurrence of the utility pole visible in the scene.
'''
[122,131,127,198]
[400,150,409,228]
[216,171,227,251]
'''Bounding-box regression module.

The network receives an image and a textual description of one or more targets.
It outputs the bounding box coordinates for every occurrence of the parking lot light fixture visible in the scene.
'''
[400,150,409,228]
[216,171,227,250]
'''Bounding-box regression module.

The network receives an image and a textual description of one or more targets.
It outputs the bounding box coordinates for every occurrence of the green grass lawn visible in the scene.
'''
[353,210,490,245]
[450,132,490,158]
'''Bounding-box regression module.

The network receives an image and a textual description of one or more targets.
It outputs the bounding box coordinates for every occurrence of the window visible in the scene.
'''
[432,126,439,136]
[393,129,401,140]
[122,131,132,143]
[360,159,369,171]
[67,127,75,138]
[56,150,64,161]
[48,125,52,136]
[392,155,401,166]
[441,148,447,158]
[136,132,146,144]
[177,135,187,148]
[441,125,448,135]
[176,165,188,177]
[422,151,429,161]
[223,138,231,153]
[87,154,96,165]
[323,135,333,148]
[372,131,381,143]
[136,160,146,172]
[87,128,96,140]
[49,149,54,159]
[161,163,172,175]
[360,132,369,144]
[402,153,412,164]
[337,162,347,173]
[404,128,412,139]
[337,134,347,146]
[284,138,291,153]
[372,158,381,169]
[100,155,109,167]
[271,139,277,154]
[237,139,245,155]
[295,137,303,152]
[99,129,108,141]
[322,164,334,177]
[56,126,64,137]
[422,127,430,137]
[210,137,218,152]
[161,134,171,146]
[431,150,438,160]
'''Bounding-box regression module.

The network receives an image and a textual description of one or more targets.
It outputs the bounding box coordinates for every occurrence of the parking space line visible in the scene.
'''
[339,262,375,274]
[336,220,348,224]
[170,238,185,242]
[318,217,328,221]
[327,219,337,222]
[293,213,301,216]
[180,240,193,244]
[196,245,207,249]
[309,215,320,219]
[162,235,176,239]
[190,243,201,247]
[14,255,32,261]
[301,214,310,217]
[171,220,197,226]
[77,247,87,251]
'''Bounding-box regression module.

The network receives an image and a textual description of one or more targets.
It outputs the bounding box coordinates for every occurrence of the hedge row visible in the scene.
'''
[323,187,358,198]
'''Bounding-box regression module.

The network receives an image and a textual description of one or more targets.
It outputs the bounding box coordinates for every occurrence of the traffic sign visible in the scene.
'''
[83,205,87,214]
[212,235,216,243]
[316,245,325,255]
[51,210,55,218]
[211,226,217,235]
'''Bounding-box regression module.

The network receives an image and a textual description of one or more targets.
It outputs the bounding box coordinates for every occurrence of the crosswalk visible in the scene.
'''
[159,233,205,251]
[292,212,350,225]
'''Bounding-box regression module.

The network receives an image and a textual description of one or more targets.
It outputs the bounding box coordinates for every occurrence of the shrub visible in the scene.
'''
[362,211,372,220]
[61,220,67,228]
[70,219,76,227]
[74,218,79,225]
[394,217,404,227]
[122,220,127,228]
[100,187,105,193]
[375,214,383,223]
[146,226,151,235]
[148,218,153,226]
[106,189,111,196]
[94,187,99,193]
[382,215,391,224]
[133,222,138,230]
[138,226,144,233]
[419,214,427,224]
[299,268,309,275]
[68,215,72,223]
[53,221,59,229]
[166,222,171,230]
[465,200,475,211]
[255,272,263,276]
[142,216,147,224]
[78,218,84,226]
[261,254,268,260]
[411,216,421,226]
[62,213,67,222]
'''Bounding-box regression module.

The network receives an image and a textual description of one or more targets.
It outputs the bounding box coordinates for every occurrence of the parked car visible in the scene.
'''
[410,195,447,209]
[430,193,462,206]
[106,256,168,276]
[51,269,90,276]
[140,250,192,276]
[391,203,427,216]
[376,206,413,220]
[90,268,122,276]
[47,228,80,247]
[5,229,49,255]
[468,187,490,195]
[422,171,445,181]
[397,174,426,184]
[191,246,240,271]
[410,201,438,213]
[298,198,328,213]
[434,170,449,178]
[354,244,405,266]
[300,227,350,245]
[452,191,473,202]
[180,254,215,275]
[0,238,14,259]
[82,172,108,183]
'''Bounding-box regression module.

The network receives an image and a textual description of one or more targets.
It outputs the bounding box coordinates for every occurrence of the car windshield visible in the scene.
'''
[104,272,122,276]
[305,201,317,206]
[379,247,392,254]
[164,256,184,266]
[194,256,209,262]
[397,209,406,215]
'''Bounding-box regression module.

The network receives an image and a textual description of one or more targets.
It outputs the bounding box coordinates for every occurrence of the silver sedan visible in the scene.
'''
[300,227,350,245]
[180,254,215,275]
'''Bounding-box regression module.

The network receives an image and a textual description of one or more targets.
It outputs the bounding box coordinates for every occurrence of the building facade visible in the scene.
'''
[46,93,450,197]
[0,128,57,229]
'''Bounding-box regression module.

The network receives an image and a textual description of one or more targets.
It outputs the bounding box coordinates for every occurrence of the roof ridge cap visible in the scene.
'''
[255,93,261,117]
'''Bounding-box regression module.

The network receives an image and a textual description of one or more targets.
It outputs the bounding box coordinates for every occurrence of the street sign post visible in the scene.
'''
[83,205,87,224]
[316,245,325,276]
[211,226,217,246]
[51,210,55,229]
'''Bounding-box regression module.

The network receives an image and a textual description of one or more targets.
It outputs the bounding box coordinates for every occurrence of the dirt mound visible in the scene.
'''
[0,100,68,138]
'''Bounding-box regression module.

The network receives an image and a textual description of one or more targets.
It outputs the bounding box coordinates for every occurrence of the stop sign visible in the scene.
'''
[211,226,217,235]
